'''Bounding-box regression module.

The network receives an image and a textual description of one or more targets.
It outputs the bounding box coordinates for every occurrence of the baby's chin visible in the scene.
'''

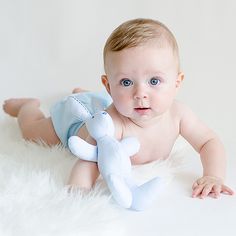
[116,108,156,123]
[128,112,156,123]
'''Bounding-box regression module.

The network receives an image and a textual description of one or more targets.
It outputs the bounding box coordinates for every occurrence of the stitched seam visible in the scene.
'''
[70,95,91,118]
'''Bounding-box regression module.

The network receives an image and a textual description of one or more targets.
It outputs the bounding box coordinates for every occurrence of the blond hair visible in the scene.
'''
[103,18,180,70]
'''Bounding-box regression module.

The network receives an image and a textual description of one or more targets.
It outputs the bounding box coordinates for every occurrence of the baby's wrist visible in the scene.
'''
[202,175,224,182]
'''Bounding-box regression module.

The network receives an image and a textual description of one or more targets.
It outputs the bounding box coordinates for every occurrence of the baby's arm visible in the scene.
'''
[67,159,99,190]
[67,135,99,190]
[179,104,234,198]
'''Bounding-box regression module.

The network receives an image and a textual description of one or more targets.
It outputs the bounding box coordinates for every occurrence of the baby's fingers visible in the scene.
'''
[192,184,215,199]
[192,185,204,198]
[192,181,199,190]
[200,184,214,199]
[211,185,221,198]
[221,185,234,195]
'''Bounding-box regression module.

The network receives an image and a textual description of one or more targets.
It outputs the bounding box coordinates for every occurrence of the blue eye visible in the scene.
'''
[149,77,161,86]
[120,79,133,87]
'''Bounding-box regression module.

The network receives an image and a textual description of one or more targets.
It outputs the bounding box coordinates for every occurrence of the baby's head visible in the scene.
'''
[101,18,184,123]
[103,18,180,73]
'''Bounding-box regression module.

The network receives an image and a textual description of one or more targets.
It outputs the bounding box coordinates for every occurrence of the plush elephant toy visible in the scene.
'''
[68,110,162,211]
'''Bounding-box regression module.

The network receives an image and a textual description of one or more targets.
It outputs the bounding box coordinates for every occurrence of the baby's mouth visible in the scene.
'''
[134,107,151,114]
[134,107,150,110]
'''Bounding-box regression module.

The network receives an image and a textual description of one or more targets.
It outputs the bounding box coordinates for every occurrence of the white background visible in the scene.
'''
[1,0,236,235]
[1,0,236,141]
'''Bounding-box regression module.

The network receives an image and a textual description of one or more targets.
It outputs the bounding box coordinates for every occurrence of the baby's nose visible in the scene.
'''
[133,87,148,100]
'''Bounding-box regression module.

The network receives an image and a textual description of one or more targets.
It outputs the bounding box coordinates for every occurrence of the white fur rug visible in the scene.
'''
[0,116,186,236]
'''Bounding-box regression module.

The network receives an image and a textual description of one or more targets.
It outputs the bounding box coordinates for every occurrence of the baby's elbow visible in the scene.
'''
[198,134,222,153]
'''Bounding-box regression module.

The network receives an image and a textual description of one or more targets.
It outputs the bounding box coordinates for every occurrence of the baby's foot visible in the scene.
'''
[72,87,88,94]
[3,98,40,117]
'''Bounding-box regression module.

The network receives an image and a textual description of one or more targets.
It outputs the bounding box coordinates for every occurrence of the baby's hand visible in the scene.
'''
[192,176,234,199]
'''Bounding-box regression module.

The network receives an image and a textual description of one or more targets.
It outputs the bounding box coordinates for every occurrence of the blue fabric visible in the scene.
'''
[50,91,112,147]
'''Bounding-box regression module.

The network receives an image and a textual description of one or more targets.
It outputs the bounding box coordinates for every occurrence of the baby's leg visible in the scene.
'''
[3,98,60,146]
[67,159,99,189]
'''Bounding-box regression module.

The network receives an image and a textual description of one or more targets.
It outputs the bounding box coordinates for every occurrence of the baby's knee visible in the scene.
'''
[20,125,33,140]
[20,124,43,143]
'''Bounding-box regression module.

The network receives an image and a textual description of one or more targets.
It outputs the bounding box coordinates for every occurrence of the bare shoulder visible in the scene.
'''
[170,100,194,120]
[172,101,217,152]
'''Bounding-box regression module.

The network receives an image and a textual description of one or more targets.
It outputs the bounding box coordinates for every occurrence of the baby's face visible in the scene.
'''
[102,44,183,123]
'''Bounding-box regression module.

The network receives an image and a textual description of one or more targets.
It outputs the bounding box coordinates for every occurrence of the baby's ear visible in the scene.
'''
[176,72,184,88]
[101,75,111,94]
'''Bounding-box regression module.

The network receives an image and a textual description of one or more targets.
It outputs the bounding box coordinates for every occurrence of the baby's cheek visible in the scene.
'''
[113,94,128,106]
[115,101,128,113]
[113,100,131,116]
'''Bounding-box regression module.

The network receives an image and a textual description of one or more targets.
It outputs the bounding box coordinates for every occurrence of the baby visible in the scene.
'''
[3,18,234,199]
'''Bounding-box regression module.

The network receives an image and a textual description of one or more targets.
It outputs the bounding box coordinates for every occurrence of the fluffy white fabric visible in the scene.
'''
[0,117,186,236]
